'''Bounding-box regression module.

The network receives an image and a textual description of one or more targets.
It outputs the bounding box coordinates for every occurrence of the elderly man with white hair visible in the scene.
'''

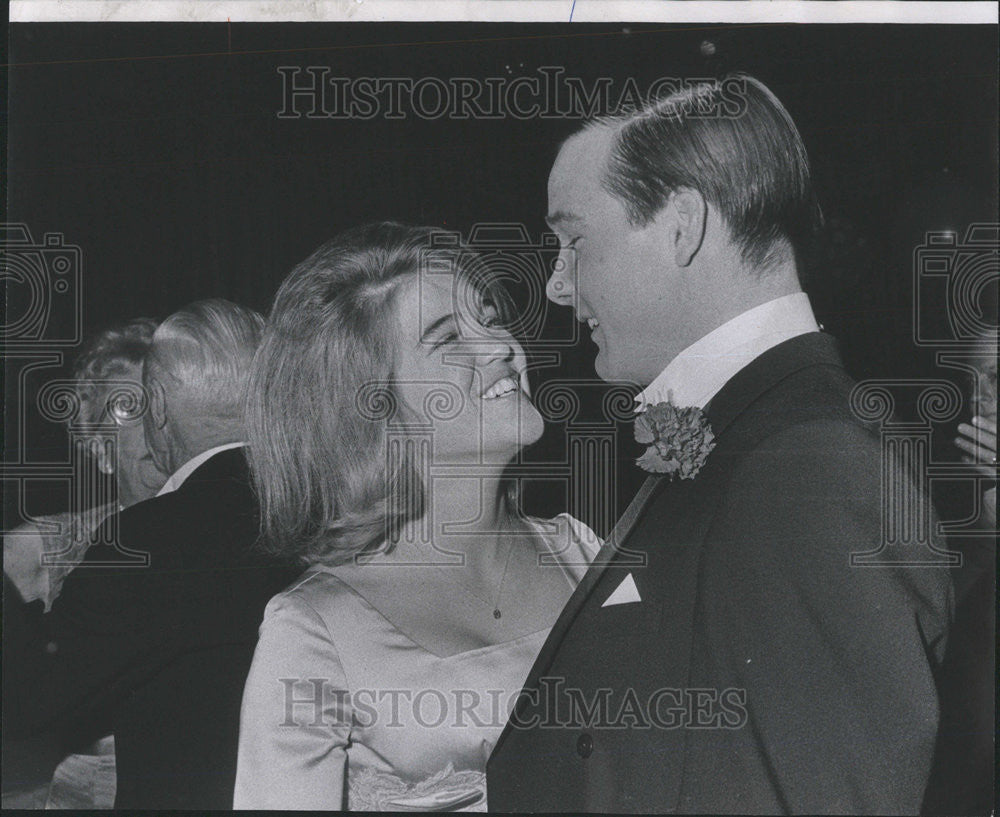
[5,299,298,810]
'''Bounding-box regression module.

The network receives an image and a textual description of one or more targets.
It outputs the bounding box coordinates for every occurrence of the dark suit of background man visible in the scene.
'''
[487,75,954,814]
[5,299,298,809]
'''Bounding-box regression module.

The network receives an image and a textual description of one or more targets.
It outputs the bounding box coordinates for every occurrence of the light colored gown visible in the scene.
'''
[233,514,599,811]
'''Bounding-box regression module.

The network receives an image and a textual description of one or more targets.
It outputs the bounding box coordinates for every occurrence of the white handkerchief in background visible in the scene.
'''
[601,573,641,607]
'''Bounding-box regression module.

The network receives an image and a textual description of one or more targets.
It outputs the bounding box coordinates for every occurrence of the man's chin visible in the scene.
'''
[593,350,618,383]
[129,471,168,501]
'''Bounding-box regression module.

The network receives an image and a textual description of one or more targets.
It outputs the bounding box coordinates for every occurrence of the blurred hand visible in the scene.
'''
[955,416,997,528]
[956,416,997,474]
[3,524,47,606]
[982,486,997,530]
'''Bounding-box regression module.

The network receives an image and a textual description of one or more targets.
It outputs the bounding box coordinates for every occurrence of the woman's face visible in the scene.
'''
[391,272,544,464]
[93,360,168,507]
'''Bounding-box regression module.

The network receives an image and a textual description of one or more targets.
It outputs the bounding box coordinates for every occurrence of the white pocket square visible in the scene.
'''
[601,573,641,607]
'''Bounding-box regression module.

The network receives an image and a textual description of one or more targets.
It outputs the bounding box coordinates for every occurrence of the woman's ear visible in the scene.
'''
[669,188,708,267]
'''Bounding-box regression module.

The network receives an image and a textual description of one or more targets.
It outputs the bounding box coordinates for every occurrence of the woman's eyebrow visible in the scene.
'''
[420,313,455,344]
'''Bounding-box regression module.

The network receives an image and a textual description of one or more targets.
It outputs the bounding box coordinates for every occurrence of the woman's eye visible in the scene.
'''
[432,331,459,350]
[110,399,139,421]
[479,309,502,330]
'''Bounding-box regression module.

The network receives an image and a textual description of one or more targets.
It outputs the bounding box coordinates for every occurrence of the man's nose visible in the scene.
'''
[546,254,575,306]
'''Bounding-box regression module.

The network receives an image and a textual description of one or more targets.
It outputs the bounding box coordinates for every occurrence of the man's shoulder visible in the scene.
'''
[726,354,875,457]
[85,457,258,567]
[720,362,882,500]
[635,361,876,521]
[123,471,254,530]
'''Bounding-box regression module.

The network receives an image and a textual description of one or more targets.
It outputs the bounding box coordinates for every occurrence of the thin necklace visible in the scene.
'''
[437,532,519,620]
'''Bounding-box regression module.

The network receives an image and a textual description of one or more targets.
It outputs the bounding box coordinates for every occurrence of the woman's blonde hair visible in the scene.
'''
[246,222,519,566]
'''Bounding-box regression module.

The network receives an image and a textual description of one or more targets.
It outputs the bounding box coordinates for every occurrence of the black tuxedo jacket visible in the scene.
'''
[487,333,953,814]
[5,448,299,809]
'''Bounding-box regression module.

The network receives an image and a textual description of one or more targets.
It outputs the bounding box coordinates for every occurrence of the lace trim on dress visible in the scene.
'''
[349,763,486,812]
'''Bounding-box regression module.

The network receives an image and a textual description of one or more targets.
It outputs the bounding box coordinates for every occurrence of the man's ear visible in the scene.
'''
[668,188,707,267]
[148,377,168,431]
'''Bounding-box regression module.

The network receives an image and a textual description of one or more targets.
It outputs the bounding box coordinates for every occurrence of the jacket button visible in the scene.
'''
[577,733,594,758]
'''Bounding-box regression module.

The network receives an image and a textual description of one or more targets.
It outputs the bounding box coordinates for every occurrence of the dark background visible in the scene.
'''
[6,22,999,526]
[3,22,997,810]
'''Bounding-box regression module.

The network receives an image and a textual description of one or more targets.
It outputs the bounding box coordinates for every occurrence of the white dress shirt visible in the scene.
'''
[156,442,247,497]
[635,293,821,411]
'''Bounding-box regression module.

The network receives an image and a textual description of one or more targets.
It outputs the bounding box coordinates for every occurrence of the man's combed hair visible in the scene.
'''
[595,74,821,271]
[245,221,518,567]
[147,299,264,417]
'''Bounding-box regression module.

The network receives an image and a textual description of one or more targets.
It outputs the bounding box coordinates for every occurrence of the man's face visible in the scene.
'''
[545,126,680,386]
[114,413,168,507]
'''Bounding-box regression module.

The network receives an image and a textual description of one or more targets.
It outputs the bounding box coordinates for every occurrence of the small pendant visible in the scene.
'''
[493,608,501,619]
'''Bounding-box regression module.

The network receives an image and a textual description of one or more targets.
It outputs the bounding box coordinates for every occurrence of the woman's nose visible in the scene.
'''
[479,330,516,364]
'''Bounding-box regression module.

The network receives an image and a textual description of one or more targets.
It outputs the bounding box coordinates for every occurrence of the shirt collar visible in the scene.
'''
[156,442,246,497]
[636,293,820,411]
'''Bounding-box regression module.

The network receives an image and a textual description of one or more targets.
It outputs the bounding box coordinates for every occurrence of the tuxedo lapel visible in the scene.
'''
[493,475,665,754]
[545,473,663,624]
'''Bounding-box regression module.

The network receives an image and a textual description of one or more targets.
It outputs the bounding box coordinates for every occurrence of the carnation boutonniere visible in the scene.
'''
[634,401,716,478]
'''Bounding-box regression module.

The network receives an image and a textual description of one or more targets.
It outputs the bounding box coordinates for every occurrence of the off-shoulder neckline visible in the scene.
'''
[294,515,597,659]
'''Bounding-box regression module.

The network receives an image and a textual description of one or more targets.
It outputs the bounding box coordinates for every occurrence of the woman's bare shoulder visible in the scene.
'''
[529,513,603,558]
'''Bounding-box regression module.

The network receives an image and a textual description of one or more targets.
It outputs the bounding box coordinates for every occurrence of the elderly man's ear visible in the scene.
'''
[141,376,174,476]
[147,378,168,432]
[658,187,707,268]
